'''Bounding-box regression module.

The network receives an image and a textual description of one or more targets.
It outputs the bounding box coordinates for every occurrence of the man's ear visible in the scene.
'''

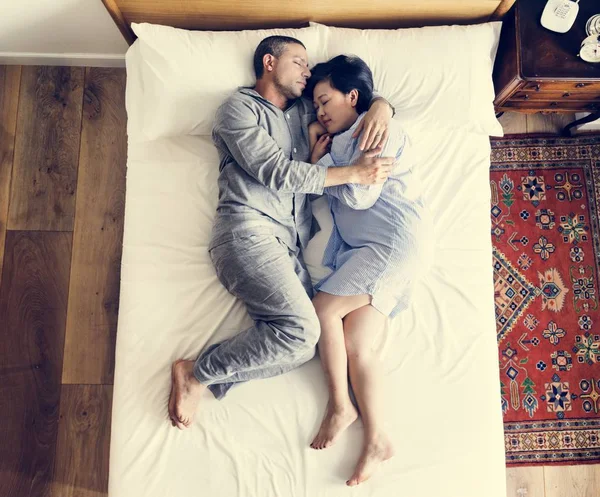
[263,54,276,73]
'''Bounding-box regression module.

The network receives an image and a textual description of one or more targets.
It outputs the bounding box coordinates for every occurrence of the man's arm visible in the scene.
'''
[370,94,395,117]
[214,98,394,194]
[323,151,393,188]
[319,154,384,209]
[353,95,395,151]
[213,99,327,194]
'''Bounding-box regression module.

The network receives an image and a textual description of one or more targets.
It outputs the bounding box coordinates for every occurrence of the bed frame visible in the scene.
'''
[101,0,516,45]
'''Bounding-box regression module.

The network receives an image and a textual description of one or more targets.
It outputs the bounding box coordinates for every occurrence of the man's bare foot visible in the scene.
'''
[168,359,206,430]
[310,400,358,449]
[346,434,394,486]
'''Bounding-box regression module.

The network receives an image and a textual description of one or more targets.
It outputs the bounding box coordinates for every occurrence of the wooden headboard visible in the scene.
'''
[101,0,516,46]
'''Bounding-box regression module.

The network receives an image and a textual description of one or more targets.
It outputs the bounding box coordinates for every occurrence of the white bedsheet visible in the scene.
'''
[109,118,507,496]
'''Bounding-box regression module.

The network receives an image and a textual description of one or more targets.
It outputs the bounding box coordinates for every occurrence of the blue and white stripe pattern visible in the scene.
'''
[315,113,434,317]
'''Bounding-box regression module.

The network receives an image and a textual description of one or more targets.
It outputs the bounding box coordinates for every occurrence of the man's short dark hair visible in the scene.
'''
[304,55,374,114]
[253,36,306,79]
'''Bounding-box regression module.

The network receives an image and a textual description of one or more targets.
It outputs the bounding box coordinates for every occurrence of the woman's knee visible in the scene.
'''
[344,330,365,357]
[342,306,384,357]
[312,292,335,320]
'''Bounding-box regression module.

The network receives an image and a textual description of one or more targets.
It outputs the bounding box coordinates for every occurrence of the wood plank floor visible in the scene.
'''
[0,65,124,497]
[0,65,598,496]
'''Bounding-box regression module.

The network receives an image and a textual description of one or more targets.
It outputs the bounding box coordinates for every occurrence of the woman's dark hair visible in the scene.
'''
[253,36,306,79]
[305,55,374,114]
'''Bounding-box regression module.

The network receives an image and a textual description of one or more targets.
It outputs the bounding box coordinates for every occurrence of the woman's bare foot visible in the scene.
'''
[310,400,358,449]
[346,433,395,486]
[168,359,206,430]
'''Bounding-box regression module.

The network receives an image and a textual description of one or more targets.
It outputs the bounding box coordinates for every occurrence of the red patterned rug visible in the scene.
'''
[490,134,600,466]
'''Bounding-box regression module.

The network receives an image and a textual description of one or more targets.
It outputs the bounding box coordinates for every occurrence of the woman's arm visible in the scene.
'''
[308,121,327,152]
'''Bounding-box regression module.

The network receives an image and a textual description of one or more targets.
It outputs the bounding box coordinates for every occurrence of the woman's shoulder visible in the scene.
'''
[387,118,407,140]
[384,119,409,160]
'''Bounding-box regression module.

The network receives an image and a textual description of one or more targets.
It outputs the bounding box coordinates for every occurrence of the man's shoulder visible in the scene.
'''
[216,89,260,122]
[220,88,257,108]
[227,87,256,102]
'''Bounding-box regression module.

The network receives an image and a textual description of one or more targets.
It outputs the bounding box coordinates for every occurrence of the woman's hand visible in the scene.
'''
[309,121,327,150]
[352,98,393,152]
[310,133,332,164]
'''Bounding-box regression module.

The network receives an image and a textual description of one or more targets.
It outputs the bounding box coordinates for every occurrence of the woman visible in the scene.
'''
[304,55,433,486]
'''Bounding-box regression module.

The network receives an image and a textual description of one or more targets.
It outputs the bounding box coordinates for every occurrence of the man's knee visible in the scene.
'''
[276,308,320,355]
[298,309,321,350]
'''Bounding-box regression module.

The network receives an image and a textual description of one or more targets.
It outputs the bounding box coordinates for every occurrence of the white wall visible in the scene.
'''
[0,0,129,67]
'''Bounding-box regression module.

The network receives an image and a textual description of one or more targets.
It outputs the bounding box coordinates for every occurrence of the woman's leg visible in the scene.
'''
[343,305,394,486]
[310,292,370,449]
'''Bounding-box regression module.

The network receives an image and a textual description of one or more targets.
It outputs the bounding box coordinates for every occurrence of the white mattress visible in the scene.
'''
[109,115,507,496]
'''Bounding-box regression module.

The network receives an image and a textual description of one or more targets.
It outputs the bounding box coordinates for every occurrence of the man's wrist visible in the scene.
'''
[324,164,359,187]
[345,165,359,184]
[370,97,395,118]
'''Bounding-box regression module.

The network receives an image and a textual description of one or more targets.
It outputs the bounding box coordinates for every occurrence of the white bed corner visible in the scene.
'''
[109,21,508,497]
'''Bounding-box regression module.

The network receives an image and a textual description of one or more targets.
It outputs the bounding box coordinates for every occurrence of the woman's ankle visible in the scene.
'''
[328,395,354,412]
[364,429,390,445]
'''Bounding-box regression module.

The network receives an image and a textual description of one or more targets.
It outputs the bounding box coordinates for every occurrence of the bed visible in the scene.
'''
[105,2,513,496]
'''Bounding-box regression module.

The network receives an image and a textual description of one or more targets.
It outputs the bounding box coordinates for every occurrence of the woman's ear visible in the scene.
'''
[349,89,359,108]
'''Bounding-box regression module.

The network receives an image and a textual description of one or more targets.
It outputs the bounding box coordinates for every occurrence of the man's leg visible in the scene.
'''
[169,235,319,428]
[207,349,314,400]
[196,235,319,382]
[205,239,316,399]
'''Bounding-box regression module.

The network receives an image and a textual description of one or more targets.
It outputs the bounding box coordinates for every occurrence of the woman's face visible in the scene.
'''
[313,80,359,134]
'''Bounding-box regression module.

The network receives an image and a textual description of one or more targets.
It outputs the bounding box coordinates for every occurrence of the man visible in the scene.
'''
[168,36,395,430]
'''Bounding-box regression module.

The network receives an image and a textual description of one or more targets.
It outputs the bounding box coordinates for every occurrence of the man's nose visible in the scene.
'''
[302,68,311,78]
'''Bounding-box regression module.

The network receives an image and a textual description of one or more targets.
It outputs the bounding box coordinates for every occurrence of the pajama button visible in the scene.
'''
[286,113,290,119]
[293,148,297,153]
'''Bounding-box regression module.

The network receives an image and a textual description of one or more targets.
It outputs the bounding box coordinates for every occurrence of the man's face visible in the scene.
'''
[271,44,311,99]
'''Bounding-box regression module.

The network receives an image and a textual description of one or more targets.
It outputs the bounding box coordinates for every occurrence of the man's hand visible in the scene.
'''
[352,98,393,152]
[310,134,332,163]
[352,150,395,185]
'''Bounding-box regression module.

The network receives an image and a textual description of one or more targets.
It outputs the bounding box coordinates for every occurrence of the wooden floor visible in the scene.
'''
[0,65,598,496]
[0,65,124,497]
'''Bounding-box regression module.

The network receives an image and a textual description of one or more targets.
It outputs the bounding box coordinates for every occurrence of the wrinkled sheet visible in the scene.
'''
[109,121,507,497]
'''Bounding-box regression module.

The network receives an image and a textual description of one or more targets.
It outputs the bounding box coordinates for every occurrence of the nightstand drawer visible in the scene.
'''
[522,81,600,92]
[503,100,599,111]
[513,91,600,101]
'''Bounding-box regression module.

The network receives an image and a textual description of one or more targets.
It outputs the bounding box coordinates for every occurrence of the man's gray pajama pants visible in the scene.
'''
[194,234,320,399]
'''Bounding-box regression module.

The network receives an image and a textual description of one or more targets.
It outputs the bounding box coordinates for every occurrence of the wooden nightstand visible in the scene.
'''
[493,0,600,135]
